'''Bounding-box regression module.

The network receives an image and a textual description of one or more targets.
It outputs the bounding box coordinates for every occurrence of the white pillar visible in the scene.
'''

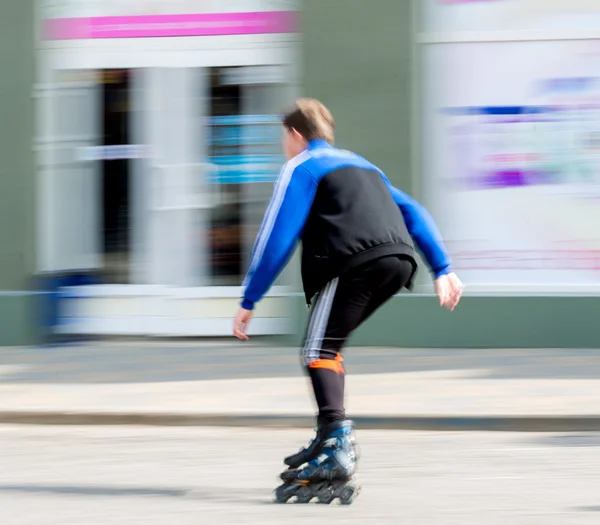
[37,65,101,273]
[143,67,209,286]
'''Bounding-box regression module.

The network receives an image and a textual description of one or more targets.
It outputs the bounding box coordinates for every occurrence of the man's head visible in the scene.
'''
[282,98,335,159]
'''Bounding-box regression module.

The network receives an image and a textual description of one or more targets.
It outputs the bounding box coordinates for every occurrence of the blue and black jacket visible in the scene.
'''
[241,139,451,309]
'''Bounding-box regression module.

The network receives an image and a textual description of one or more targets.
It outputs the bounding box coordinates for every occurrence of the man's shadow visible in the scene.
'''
[0,483,270,504]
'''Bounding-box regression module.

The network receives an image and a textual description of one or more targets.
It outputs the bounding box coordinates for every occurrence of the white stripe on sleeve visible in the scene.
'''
[242,150,311,286]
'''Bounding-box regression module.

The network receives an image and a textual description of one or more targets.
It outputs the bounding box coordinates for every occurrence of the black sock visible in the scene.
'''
[307,365,346,426]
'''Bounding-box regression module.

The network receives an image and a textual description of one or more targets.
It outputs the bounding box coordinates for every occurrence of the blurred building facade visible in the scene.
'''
[300,0,600,349]
[33,0,300,341]
[1,0,599,346]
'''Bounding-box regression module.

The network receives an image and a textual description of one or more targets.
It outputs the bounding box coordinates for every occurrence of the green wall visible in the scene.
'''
[0,0,38,345]
[289,293,600,349]
[301,0,413,193]
[299,0,600,349]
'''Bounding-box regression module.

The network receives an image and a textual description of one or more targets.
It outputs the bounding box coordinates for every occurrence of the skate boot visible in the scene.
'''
[274,420,361,505]
[283,419,356,469]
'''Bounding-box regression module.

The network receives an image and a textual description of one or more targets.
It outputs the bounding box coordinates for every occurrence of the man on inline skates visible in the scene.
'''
[233,98,464,504]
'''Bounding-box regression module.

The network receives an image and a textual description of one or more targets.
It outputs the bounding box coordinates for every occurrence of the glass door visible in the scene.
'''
[207,66,295,287]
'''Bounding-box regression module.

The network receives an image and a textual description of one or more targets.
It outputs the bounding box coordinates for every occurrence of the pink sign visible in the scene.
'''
[439,0,502,3]
[44,11,298,40]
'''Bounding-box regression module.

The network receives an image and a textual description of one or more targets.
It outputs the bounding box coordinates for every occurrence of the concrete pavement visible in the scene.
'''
[3,342,600,382]
[0,342,599,429]
[2,425,600,524]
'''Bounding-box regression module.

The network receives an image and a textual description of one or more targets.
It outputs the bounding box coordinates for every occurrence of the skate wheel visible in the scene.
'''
[316,489,335,504]
[339,483,361,505]
[273,484,293,504]
[294,485,314,504]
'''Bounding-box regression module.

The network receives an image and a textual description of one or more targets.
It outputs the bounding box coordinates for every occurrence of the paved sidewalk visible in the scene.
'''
[4,426,600,524]
[0,342,599,429]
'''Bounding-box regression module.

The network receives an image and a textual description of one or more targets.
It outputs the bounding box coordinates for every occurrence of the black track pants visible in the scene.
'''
[301,256,415,425]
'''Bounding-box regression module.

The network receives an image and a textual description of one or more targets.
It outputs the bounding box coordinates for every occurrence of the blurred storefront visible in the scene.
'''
[4,0,598,346]
[36,0,300,338]
[298,0,600,349]
[419,0,600,295]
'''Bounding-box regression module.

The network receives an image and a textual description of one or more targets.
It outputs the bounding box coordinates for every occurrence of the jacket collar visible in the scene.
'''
[307,139,333,151]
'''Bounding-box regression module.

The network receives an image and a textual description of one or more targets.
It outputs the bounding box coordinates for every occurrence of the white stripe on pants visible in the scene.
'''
[302,278,339,366]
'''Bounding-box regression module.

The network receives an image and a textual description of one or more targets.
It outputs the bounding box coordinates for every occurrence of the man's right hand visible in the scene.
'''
[233,307,253,341]
[434,272,464,311]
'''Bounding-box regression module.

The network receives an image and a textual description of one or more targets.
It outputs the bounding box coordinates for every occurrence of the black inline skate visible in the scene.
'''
[274,420,361,505]
[283,419,353,468]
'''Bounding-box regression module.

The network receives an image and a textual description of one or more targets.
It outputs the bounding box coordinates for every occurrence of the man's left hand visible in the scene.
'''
[434,272,464,311]
[233,307,253,341]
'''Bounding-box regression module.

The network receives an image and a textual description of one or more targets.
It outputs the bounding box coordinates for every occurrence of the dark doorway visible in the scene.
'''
[101,69,131,283]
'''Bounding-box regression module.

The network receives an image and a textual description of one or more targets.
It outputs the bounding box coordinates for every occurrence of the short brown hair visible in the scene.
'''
[282,98,335,144]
